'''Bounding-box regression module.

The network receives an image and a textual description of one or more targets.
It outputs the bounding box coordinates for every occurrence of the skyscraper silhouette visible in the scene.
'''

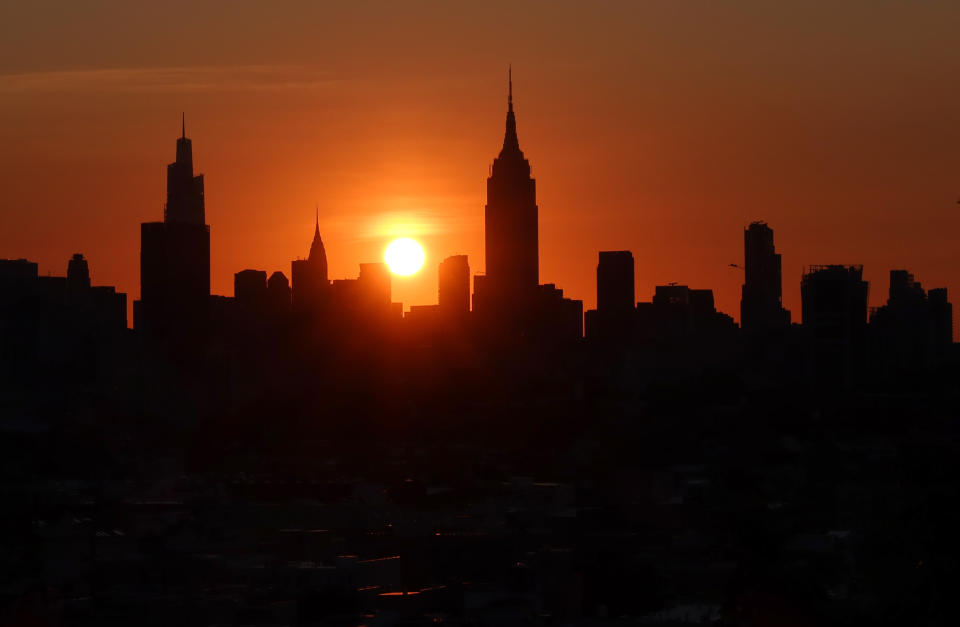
[801,265,868,389]
[291,210,330,313]
[438,255,470,316]
[164,114,206,225]
[741,222,790,332]
[67,253,91,295]
[267,271,292,315]
[478,68,539,326]
[597,251,635,314]
[585,251,635,342]
[869,270,953,373]
[234,269,268,313]
[358,262,391,312]
[137,117,210,339]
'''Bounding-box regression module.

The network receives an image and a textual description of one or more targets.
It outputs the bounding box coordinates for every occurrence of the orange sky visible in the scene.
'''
[2,1,960,335]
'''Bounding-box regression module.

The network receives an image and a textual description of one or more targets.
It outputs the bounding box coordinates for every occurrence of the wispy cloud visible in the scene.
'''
[0,65,336,93]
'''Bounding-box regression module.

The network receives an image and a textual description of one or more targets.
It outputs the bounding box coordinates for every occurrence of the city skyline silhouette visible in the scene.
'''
[4,3,960,330]
[4,69,952,372]
[2,4,960,626]
[5,71,959,341]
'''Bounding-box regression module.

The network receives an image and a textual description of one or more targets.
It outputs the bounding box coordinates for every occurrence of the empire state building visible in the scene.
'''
[477,68,539,322]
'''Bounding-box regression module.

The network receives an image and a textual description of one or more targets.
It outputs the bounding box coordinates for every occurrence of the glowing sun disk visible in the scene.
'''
[384,237,425,276]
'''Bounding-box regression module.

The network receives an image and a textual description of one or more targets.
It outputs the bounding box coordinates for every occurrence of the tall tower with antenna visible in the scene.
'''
[164,113,205,225]
[476,67,540,329]
[136,115,211,339]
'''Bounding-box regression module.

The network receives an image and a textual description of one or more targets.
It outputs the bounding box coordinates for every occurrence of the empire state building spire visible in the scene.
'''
[501,65,520,155]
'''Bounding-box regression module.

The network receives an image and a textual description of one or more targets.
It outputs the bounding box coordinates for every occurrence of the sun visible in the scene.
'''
[384,237,425,276]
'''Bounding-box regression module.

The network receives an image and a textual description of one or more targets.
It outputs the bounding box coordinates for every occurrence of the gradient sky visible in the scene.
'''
[2,1,960,334]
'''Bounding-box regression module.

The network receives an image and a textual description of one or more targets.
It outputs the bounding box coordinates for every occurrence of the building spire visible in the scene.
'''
[308,205,327,267]
[181,112,185,139]
[501,65,520,155]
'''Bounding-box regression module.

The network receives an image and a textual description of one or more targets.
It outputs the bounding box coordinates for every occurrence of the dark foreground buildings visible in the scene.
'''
[584,251,739,370]
[0,254,126,380]
[869,269,953,376]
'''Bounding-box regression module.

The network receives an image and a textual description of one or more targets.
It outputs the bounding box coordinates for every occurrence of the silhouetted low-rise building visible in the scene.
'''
[267,271,292,315]
[535,283,583,342]
[622,284,741,372]
[234,269,268,313]
[0,258,39,285]
[404,304,443,341]
[323,263,400,335]
[586,251,636,343]
[438,255,470,318]
[358,262,392,312]
[801,265,868,389]
[597,251,635,314]
[638,285,736,340]
[405,256,472,344]
[1,259,41,373]
[1,254,126,377]
[928,288,953,348]
[869,270,953,376]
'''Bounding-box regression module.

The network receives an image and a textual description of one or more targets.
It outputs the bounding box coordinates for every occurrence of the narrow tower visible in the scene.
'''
[165,114,206,225]
[482,67,539,316]
[741,221,790,332]
[137,117,211,338]
[308,207,328,283]
[291,208,330,313]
